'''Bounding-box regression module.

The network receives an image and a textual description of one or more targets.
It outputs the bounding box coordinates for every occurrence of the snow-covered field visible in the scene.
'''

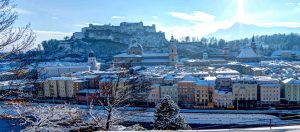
[1,104,300,126]
[126,111,299,125]
[198,125,300,132]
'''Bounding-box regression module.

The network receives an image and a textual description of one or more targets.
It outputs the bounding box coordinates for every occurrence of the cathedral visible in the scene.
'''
[113,36,178,67]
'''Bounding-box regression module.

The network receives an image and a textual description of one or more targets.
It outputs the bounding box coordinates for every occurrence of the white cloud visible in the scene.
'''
[74,24,87,27]
[152,16,158,19]
[156,20,234,40]
[169,11,215,22]
[14,8,31,15]
[164,10,232,39]
[74,22,103,27]
[253,21,300,28]
[35,30,71,44]
[285,2,295,5]
[284,2,300,6]
[51,16,58,20]
[111,16,126,19]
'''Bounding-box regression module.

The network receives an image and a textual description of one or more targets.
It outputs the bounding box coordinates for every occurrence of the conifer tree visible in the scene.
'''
[153,96,190,130]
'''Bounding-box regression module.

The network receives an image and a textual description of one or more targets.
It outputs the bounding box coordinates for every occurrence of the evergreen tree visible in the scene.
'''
[153,96,190,130]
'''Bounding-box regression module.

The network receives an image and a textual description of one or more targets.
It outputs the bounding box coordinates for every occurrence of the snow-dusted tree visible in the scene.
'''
[124,124,146,131]
[154,96,190,130]
[89,69,151,130]
[0,0,36,99]
[15,104,84,132]
[0,0,35,56]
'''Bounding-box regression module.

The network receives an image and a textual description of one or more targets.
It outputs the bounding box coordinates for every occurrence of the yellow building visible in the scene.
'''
[213,90,233,108]
[194,80,215,109]
[43,77,80,98]
[232,80,257,101]
[282,78,300,103]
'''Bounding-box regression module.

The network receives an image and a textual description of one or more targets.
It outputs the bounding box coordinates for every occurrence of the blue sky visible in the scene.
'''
[13,0,300,44]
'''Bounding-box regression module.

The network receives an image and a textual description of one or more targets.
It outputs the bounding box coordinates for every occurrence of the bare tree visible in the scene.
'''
[88,69,151,130]
[0,0,36,99]
[15,104,84,132]
[0,0,35,58]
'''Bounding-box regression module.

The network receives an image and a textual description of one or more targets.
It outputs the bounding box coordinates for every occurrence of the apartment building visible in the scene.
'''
[282,78,300,103]
[43,77,80,98]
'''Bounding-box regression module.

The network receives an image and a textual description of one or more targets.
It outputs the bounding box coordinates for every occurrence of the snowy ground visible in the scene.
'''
[125,111,299,125]
[198,125,300,132]
[1,104,300,129]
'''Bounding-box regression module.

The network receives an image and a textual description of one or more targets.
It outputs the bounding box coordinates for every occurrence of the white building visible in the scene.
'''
[38,62,90,78]
[38,52,100,78]
[213,90,233,108]
[87,51,101,71]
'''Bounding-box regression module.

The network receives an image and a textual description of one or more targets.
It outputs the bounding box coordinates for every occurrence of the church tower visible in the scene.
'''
[169,35,178,66]
[251,35,257,53]
[223,42,229,60]
[88,51,100,71]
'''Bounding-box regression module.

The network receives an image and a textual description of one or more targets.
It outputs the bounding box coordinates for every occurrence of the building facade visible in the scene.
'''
[177,75,196,108]
[43,77,79,98]
[194,80,215,109]
[160,84,178,104]
[213,90,234,108]
[259,84,281,104]
[282,78,300,103]
[232,78,258,109]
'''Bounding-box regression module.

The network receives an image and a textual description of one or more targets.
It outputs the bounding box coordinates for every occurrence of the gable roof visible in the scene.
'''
[237,47,259,58]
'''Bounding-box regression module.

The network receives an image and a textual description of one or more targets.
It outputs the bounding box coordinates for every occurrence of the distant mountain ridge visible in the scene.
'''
[206,22,300,40]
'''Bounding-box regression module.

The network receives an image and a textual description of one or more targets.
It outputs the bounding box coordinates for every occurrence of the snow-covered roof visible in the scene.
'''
[255,76,278,82]
[0,71,15,76]
[215,90,232,95]
[164,74,175,80]
[141,59,169,63]
[282,78,300,84]
[73,80,87,83]
[47,77,79,81]
[204,76,216,81]
[114,53,142,58]
[38,62,88,68]
[142,53,169,57]
[151,84,160,87]
[195,80,210,86]
[216,70,239,74]
[81,75,98,79]
[260,84,280,87]
[185,59,210,63]
[78,89,99,93]
[237,47,259,58]
[271,50,300,57]
[181,75,195,82]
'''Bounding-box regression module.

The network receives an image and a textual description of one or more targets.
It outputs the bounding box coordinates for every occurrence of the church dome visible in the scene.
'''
[88,51,95,57]
[128,39,143,55]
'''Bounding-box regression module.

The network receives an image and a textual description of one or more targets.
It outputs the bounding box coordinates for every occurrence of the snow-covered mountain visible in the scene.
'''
[206,22,300,40]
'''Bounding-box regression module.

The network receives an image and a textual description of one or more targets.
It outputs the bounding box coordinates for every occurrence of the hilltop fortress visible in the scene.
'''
[72,22,168,48]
